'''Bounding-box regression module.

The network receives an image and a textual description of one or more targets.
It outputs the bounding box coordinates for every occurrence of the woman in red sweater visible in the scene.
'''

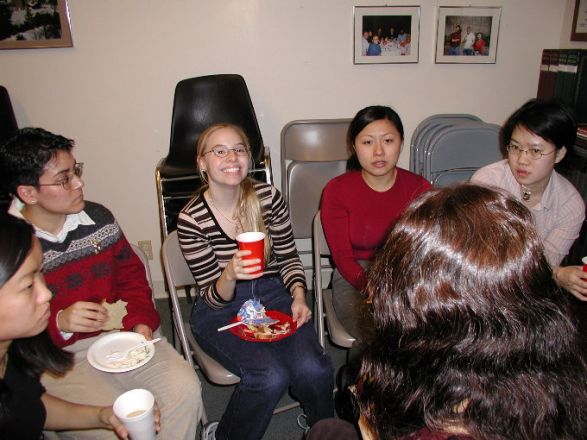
[320,105,430,393]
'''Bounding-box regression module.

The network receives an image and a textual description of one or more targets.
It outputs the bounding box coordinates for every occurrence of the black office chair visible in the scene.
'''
[0,86,18,211]
[156,74,272,238]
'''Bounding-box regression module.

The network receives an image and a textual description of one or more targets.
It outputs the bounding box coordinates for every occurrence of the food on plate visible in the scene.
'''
[101,299,128,331]
[242,321,291,340]
[107,345,151,369]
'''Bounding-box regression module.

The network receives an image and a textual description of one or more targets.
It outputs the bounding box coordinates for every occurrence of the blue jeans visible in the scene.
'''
[191,277,334,440]
[448,45,460,55]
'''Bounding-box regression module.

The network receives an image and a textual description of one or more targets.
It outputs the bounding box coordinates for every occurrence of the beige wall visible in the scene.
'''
[1,0,585,289]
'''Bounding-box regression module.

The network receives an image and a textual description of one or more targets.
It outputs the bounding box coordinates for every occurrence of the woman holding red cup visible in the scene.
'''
[177,123,334,440]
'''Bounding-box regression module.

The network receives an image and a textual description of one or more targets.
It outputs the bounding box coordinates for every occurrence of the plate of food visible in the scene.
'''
[229,310,297,342]
[87,331,155,373]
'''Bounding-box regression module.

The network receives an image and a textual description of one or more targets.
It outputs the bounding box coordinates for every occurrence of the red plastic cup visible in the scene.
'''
[236,232,265,275]
[582,257,587,274]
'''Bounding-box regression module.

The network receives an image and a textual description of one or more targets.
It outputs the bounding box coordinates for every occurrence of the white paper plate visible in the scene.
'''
[87,332,155,373]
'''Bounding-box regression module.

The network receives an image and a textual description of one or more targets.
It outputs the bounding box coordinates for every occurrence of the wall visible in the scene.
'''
[1,0,585,291]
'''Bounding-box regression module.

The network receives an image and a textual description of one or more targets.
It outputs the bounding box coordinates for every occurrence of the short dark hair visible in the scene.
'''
[502,98,577,152]
[357,183,587,440]
[0,127,74,196]
[346,105,404,171]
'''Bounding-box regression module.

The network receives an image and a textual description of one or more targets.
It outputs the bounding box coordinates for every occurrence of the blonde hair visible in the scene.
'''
[196,123,271,259]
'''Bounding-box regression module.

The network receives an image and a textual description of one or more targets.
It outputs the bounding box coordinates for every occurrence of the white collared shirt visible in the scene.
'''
[9,197,95,243]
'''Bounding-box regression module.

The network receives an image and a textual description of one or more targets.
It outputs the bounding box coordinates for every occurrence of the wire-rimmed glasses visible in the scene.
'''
[38,162,84,190]
[506,144,556,160]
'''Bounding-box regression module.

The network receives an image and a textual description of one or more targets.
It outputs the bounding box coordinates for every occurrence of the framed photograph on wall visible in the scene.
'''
[435,6,501,64]
[0,0,73,49]
[571,0,587,41]
[354,6,420,64]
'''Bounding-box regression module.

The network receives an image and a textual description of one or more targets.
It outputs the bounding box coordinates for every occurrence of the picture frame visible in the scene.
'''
[354,6,420,64]
[0,0,73,50]
[435,6,501,64]
[571,0,587,41]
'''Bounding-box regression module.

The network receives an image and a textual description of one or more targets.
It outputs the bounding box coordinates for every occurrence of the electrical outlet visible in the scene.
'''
[137,240,153,260]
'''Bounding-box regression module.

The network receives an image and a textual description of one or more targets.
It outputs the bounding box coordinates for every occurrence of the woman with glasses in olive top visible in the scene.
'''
[471,99,586,300]
[177,123,334,440]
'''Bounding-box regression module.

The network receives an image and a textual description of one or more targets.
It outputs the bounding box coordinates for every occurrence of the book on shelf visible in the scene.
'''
[574,52,587,124]
[537,49,587,124]
[537,49,558,100]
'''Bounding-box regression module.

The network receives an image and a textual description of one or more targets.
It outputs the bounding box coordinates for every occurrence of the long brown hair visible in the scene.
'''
[357,183,587,440]
[195,123,271,258]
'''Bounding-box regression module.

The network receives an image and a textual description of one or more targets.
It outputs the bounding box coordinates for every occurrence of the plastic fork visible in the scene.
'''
[106,337,161,361]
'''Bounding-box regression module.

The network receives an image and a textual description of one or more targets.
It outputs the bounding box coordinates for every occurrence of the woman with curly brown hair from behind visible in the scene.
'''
[308,183,587,439]
[357,183,587,439]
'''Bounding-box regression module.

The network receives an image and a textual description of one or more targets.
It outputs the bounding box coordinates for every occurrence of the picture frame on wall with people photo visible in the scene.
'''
[0,0,73,49]
[571,0,587,41]
[353,5,420,64]
[435,6,501,64]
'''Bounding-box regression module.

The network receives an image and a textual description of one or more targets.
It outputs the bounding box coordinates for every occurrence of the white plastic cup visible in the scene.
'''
[113,388,156,440]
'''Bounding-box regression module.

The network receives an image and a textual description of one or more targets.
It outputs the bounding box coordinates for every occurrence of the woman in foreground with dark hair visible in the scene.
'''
[0,214,159,439]
[309,183,587,439]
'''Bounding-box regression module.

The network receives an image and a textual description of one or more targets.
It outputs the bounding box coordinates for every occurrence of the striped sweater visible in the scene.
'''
[177,182,306,309]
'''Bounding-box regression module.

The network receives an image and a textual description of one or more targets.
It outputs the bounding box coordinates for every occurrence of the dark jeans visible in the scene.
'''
[191,277,334,440]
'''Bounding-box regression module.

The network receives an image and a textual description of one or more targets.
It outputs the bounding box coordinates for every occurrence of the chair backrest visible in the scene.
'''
[130,243,154,293]
[161,74,265,177]
[280,118,351,199]
[0,85,17,143]
[411,115,482,175]
[287,160,347,239]
[424,124,501,180]
[0,86,17,210]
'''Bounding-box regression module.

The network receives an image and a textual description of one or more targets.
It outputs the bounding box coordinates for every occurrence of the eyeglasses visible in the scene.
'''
[506,144,556,160]
[202,145,249,158]
[38,162,84,190]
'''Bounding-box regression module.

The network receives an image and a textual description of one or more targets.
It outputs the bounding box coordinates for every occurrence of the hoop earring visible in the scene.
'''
[198,169,208,184]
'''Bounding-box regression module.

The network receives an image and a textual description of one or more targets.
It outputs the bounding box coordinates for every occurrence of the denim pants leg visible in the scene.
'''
[191,277,334,440]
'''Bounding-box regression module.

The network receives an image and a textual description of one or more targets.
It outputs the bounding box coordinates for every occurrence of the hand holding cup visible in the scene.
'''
[113,389,159,440]
[236,232,265,275]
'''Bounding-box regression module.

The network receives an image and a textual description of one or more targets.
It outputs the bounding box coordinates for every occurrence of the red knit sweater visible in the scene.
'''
[40,202,160,347]
[321,169,431,290]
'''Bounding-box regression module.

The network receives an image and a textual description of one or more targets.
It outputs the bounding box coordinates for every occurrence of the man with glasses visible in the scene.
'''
[0,127,203,440]
[471,99,586,300]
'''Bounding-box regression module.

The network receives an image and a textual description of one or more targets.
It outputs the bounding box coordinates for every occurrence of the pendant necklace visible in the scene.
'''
[209,196,243,234]
[521,185,532,201]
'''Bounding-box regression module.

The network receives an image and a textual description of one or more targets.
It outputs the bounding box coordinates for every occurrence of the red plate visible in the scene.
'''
[229,310,297,342]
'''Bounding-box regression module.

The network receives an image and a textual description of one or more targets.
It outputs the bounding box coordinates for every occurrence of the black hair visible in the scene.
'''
[0,214,73,429]
[501,98,577,153]
[346,105,404,171]
[0,127,74,196]
[357,184,587,440]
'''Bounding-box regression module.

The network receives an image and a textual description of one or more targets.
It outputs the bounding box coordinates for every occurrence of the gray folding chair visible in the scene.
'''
[280,119,350,280]
[411,115,482,176]
[424,123,502,182]
[161,231,238,384]
[312,211,355,349]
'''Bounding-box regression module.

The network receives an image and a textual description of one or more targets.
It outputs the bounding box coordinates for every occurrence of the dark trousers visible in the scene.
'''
[191,277,334,440]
